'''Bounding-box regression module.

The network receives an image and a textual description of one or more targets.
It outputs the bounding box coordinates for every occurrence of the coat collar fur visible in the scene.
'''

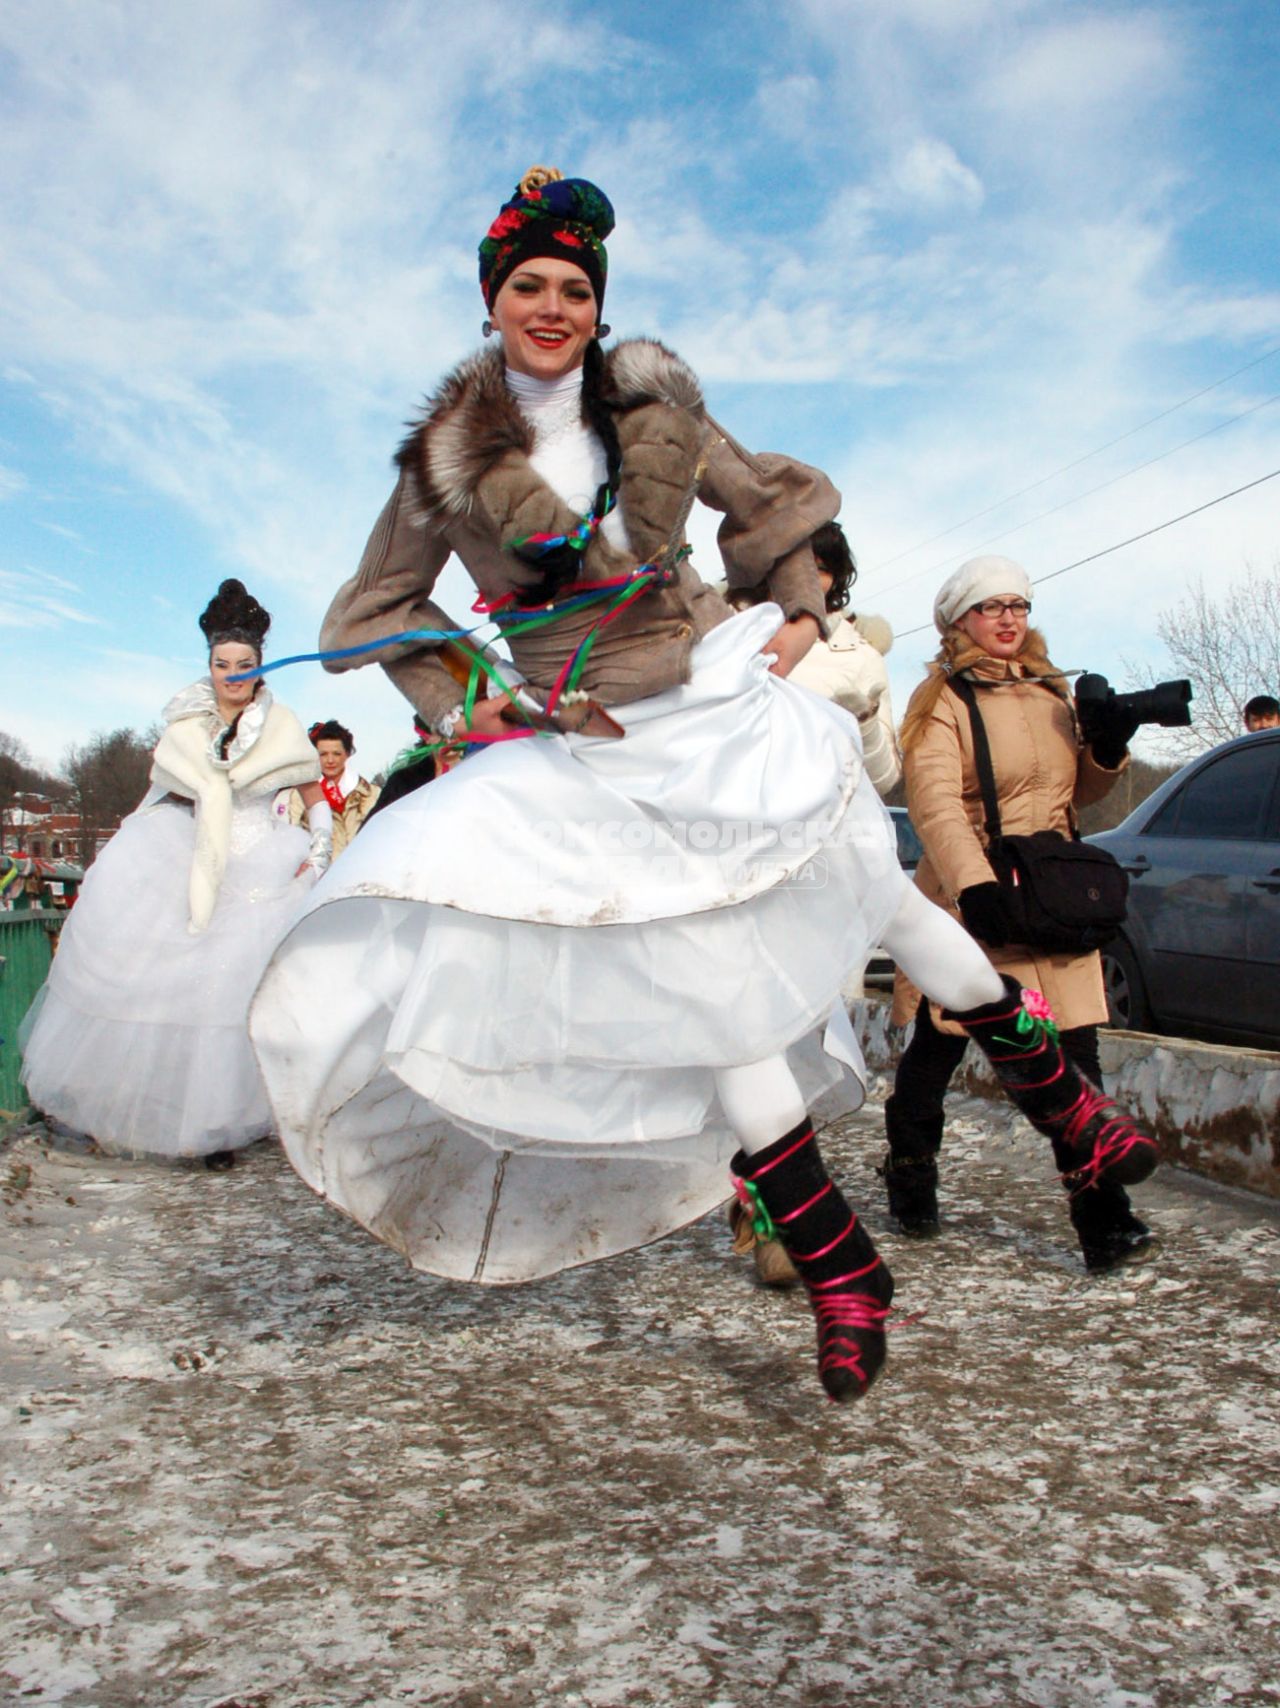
[396,339,709,574]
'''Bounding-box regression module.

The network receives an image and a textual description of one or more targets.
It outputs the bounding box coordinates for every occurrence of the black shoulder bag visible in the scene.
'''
[950,675,1128,954]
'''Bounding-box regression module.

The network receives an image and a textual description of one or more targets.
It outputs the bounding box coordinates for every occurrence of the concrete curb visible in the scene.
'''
[851,995,1280,1200]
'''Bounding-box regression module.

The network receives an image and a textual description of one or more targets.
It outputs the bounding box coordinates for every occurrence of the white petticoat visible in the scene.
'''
[250,606,913,1282]
[21,794,312,1158]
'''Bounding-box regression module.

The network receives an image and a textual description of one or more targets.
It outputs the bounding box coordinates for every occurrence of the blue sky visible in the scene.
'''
[3,0,1278,775]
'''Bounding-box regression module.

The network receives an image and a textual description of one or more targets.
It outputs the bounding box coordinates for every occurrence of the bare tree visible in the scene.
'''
[1137,562,1280,755]
[63,728,156,866]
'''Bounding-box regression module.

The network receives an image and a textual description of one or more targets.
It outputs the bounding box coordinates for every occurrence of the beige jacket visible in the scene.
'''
[320,340,838,727]
[892,656,1125,1030]
[288,774,380,857]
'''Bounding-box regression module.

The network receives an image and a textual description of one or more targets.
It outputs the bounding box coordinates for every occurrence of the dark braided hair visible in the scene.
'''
[509,339,623,606]
[811,522,858,614]
[580,336,624,493]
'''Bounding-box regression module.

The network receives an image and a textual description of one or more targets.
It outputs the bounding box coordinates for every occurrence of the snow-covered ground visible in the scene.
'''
[3,1093,1278,1708]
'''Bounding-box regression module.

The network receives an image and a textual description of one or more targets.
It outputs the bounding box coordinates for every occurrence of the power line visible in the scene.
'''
[893,465,1280,639]
[868,389,1280,606]
[862,340,1280,578]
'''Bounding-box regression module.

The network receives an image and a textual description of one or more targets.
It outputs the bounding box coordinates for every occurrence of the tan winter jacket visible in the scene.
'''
[892,655,1125,1030]
[320,340,837,727]
[288,775,380,857]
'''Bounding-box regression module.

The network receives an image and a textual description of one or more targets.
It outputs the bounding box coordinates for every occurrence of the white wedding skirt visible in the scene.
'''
[21,794,312,1158]
[250,605,912,1282]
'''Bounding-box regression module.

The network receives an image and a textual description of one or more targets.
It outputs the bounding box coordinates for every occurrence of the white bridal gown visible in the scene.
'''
[250,603,912,1281]
[22,734,313,1159]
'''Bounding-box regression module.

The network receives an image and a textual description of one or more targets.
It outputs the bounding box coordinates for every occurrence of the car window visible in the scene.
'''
[1151,743,1278,841]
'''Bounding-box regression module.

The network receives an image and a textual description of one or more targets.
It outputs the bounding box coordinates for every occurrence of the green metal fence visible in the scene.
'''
[0,909,62,1122]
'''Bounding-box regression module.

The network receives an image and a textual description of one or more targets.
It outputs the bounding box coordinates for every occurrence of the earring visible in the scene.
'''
[595,323,611,339]
[482,319,495,338]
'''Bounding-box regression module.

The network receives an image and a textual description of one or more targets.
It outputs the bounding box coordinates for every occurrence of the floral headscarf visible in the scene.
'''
[478,166,615,310]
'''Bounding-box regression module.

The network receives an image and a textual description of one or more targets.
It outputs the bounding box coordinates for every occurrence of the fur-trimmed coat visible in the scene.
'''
[149,683,319,932]
[320,339,839,727]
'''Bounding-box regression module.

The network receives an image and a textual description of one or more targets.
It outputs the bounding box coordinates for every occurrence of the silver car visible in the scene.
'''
[1088,729,1280,1048]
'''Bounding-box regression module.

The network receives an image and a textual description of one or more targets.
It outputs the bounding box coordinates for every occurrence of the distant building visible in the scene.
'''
[0,796,117,865]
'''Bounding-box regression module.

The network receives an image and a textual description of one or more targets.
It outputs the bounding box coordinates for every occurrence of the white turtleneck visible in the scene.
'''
[505,367,630,552]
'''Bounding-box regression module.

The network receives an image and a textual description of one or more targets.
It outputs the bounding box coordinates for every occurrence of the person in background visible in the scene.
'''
[1243,694,1280,732]
[21,581,324,1167]
[882,555,1155,1271]
[788,521,900,797]
[289,720,379,856]
[360,715,462,826]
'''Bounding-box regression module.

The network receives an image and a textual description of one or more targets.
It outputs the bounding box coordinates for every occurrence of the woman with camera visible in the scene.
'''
[883,555,1155,1270]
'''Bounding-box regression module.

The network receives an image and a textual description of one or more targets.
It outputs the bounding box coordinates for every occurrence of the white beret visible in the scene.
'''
[933,555,1033,633]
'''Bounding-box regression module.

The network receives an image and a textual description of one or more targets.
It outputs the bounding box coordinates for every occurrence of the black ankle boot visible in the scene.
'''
[880,1098,942,1237]
[946,977,1159,1189]
[879,1154,940,1237]
[1058,1162,1157,1272]
[732,1120,894,1403]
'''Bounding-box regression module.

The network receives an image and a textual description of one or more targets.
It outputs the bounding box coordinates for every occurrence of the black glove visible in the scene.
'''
[958,882,1012,947]
[1076,694,1140,770]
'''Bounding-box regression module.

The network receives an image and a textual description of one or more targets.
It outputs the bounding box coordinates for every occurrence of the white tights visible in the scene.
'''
[715,1057,808,1156]
[716,887,1003,1156]
[879,884,1004,1014]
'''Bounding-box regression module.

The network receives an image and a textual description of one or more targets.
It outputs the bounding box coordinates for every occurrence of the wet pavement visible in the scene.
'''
[2,1089,1278,1708]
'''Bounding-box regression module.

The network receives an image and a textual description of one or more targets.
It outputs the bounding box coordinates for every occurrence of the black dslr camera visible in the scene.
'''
[1074,672,1194,730]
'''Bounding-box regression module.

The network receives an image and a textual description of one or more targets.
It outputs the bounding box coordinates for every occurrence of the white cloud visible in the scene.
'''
[0,568,102,631]
[887,138,985,211]
[755,73,825,143]
[0,0,1277,779]
[982,11,1181,118]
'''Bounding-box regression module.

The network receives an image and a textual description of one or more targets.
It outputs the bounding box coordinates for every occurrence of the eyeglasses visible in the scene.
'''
[971,599,1032,619]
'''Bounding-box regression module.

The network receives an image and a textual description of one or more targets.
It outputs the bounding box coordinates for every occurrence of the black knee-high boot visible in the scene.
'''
[732,1119,894,1403]
[945,976,1160,1188]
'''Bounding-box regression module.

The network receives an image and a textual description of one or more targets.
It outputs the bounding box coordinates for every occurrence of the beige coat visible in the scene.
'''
[892,655,1125,1030]
[320,340,837,728]
[288,775,380,857]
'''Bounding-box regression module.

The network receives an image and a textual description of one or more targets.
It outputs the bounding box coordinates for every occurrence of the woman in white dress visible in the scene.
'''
[21,581,326,1165]
[249,168,1156,1401]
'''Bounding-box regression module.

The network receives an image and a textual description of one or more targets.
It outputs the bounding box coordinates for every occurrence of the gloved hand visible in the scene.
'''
[958,882,1013,947]
[1076,693,1140,769]
[843,677,883,722]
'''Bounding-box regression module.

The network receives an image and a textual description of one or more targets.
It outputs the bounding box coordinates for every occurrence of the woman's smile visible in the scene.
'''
[492,258,597,380]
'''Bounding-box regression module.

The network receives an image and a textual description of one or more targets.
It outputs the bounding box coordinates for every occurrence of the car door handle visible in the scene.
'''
[1252,868,1280,893]
[1120,855,1151,877]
